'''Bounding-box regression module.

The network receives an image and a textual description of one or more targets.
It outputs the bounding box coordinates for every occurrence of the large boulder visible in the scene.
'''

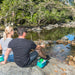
[0,62,45,75]
[0,58,75,75]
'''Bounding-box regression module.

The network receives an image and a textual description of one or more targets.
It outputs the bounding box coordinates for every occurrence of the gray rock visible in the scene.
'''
[32,27,42,32]
[61,36,68,41]
[0,58,75,75]
[0,62,44,75]
[44,25,54,30]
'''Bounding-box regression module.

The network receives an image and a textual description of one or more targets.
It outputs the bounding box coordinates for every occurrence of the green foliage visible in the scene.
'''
[0,0,74,26]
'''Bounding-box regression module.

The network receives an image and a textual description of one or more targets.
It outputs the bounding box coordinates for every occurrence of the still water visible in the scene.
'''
[48,44,71,61]
[25,27,75,61]
[25,27,75,41]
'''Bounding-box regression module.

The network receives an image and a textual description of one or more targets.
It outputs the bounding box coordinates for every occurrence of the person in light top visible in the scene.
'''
[0,26,14,62]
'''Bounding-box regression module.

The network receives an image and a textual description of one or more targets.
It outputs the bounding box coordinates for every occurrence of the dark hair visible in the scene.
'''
[17,26,27,36]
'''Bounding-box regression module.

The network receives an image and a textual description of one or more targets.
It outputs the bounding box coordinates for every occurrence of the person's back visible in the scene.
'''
[9,38,36,67]
[0,38,13,55]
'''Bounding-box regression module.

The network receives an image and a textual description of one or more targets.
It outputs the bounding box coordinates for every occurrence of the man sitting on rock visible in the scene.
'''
[1,27,49,67]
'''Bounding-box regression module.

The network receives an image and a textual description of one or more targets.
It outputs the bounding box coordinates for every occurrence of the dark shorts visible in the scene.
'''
[27,51,38,65]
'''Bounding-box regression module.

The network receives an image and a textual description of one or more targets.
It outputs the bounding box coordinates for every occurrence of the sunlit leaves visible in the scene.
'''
[0,0,74,26]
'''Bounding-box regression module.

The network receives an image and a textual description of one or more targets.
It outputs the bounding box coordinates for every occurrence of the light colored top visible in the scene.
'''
[0,38,13,55]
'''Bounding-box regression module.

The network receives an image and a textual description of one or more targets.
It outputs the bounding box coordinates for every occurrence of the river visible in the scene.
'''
[26,27,75,61]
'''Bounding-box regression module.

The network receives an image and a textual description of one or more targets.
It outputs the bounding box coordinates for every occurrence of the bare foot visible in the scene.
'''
[0,61,6,64]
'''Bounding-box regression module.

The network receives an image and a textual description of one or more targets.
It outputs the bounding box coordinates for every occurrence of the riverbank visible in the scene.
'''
[1,21,75,32]
[26,21,75,32]
[0,58,75,75]
[1,21,75,40]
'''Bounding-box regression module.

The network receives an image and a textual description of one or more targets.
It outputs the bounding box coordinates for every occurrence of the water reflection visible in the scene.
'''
[26,27,75,41]
[48,44,71,61]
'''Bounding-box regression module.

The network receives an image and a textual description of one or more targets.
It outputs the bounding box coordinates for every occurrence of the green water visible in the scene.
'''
[24,27,75,59]
[23,27,75,41]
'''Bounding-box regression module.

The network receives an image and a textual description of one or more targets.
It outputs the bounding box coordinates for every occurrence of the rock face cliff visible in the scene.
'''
[0,58,75,75]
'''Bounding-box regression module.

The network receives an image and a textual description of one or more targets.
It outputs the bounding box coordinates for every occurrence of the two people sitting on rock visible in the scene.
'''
[0,26,49,67]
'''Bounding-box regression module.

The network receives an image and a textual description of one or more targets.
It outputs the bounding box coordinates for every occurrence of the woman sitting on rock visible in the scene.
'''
[0,26,14,62]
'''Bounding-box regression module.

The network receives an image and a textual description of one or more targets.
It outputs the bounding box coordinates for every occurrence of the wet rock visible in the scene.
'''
[60,49,64,53]
[61,73,66,75]
[0,62,44,75]
[61,36,68,41]
[69,61,74,66]
[68,40,72,44]
[66,47,70,49]
[72,41,75,46]
[27,29,32,32]
[73,56,75,62]
[54,24,59,28]
[69,55,73,61]
[32,27,42,32]
[43,25,55,30]
[56,40,64,44]
[65,55,75,68]
[61,21,75,28]
[65,56,69,61]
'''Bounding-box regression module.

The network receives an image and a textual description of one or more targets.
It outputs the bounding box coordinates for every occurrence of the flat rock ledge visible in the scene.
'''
[0,58,75,75]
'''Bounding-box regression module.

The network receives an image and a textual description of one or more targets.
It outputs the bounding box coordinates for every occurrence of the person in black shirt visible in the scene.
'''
[1,27,49,67]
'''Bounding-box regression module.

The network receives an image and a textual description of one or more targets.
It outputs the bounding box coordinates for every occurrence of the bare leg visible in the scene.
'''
[36,49,46,58]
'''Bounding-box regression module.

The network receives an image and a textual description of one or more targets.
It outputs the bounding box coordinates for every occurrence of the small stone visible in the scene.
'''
[69,61,74,66]
[68,40,71,44]
[69,55,73,60]
[60,49,64,53]
[52,64,55,66]
[54,70,58,72]
[65,58,69,61]
[60,68,66,71]
[61,73,66,75]
[73,56,75,62]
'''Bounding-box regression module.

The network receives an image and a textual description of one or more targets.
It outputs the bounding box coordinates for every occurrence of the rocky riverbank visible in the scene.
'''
[27,21,75,32]
[0,58,75,75]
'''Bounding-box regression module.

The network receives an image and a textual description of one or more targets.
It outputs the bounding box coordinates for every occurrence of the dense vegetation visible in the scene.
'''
[0,0,75,26]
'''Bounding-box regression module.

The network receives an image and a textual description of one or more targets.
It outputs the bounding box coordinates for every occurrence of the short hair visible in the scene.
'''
[17,26,27,36]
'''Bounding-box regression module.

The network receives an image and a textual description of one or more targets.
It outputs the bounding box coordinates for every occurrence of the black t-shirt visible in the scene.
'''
[8,38,36,67]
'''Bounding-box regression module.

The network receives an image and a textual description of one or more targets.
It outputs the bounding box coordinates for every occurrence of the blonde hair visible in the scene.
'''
[3,26,13,40]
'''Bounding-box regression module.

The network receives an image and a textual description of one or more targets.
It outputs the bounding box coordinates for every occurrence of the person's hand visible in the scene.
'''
[36,45,42,50]
[0,61,6,64]
[40,45,45,48]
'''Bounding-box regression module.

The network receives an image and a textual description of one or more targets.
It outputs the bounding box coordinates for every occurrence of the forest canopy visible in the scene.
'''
[0,0,75,26]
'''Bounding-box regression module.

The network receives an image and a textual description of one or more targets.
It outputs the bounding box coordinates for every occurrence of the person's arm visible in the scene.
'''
[0,44,2,50]
[35,45,45,50]
[0,48,12,64]
[30,41,45,50]
[0,39,2,50]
